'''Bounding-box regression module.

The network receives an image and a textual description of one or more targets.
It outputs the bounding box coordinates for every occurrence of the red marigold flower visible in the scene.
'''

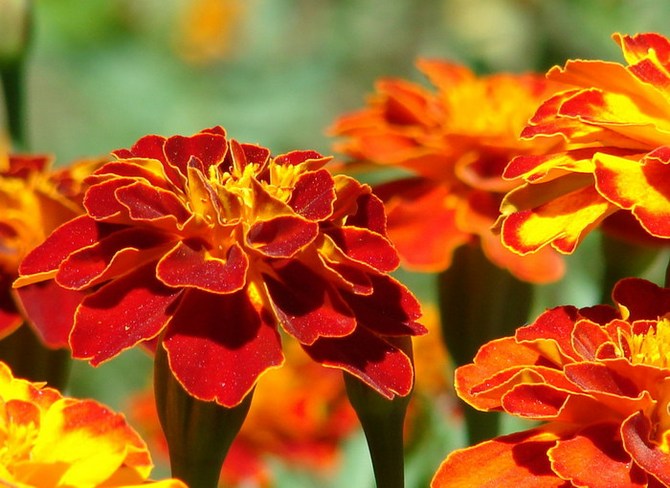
[330,60,567,283]
[0,151,102,347]
[499,32,670,255]
[14,126,425,407]
[0,360,186,487]
[432,277,670,487]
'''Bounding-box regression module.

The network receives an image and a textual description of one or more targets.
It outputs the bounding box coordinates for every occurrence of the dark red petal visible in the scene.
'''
[274,150,329,170]
[156,241,248,294]
[18,216,121,279]
[343,273,425,336]
[115,181,191,224]
[345,191,387,235]
[113,134,167,161]
[263,260,356,344]
[56,228,175,290]
[90,161,171,190]
[549,423,647,488]
[83,178,136,220]
[70,264,182,365]
[246,216,319,258]
[621,412,670,486]
[164,132,227,175]
[515,306,582,361]
[238,143,270,167]
[14,282,85,348]
[563,361,640,398]
[302,326,413,399]
[288,169,335,221]
[163,288,284,407]
[325,227,399,272]
[612,278,670,321]
[501,383,569,419]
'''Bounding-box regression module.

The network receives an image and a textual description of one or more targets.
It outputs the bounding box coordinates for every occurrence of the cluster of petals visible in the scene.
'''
[0,151,101,346]
[433,277,670,487]
[330,59,566,283]
[130,340,358,487]
[0,360,184,487]
[14,126,425,407]
[499,32,670,255]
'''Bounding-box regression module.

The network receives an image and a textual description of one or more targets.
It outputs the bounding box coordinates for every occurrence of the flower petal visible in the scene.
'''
[288,169,335,221]
[70,264,182,365]
[115,181,192,226]
[162,288,284,407]
[164,131,228,175]
[621,411,670,486]
[325,226,398,272]
[156,240,248,294]
[246,216,319,258]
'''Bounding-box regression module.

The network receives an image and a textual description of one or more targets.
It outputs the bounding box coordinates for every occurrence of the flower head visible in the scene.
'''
[0,360,185,487]
[498,32,670,255]
[433,277,670,487]
[15,126,425,407]
[330,60,566,283]
[0,151,101,347]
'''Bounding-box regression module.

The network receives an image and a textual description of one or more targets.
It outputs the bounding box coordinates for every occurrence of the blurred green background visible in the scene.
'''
[5,0,670,486]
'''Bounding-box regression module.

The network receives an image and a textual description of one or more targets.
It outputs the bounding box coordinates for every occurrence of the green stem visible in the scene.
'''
[154,344,252,488]
[0,57,28,149]
[344,370,410,488]
[437,244,533,445]
[0,324,70,389]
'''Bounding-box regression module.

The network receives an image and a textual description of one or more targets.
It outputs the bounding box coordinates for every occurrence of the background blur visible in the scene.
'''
[7,0,670,486]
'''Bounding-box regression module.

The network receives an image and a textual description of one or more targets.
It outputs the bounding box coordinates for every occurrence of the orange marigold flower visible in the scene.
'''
[0,360,185,487]
[433,277,670,487]
[330,60,566,283]
[130,340,357,486]
[14,126,425,407]
[0,151,102,347]
[499,32,670,255]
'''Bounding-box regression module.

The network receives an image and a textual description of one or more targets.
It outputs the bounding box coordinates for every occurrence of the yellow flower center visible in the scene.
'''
[629,318,670,369]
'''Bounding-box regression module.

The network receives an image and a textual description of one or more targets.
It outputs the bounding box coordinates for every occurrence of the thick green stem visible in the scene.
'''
[0,58,27,149]
[154,344,253,488]
[0,324,70,389]
[344,369,410,488]
[437,244,533,445]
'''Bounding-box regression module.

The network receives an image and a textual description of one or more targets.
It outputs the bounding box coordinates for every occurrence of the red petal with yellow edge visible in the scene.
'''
[302,326,413,399]
[563,361,645,398]
[501,383,570,419]
[515,305,582,361]
[17,216,120,284]
[115,181,191,225]
[83,178,136,220]
[570,318,612,360]
[70,264,182,365]
[156,241,248,294]
[246,216,319,258]
[15,281,85,348]
[56,228,175,290]
[90,160,172,190]
[325,227,398,272]
[162,288,284,406]
[113,134,167,162]
[345,191,387,235]
[431,428,569,488]
[548,422,647,488]
[26,398,151,486]
[595,149,670,237]
[288,169,335,221]
[263,260,356,344]
[164,131,227,175]
[611,277,670,321]
[615,32,670,65]
[274,150,329,170]
[622,411,670,486]
[342,273,425,336]
[501,184,613,254]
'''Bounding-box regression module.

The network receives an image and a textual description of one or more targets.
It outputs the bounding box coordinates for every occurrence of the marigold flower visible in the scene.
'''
[14,126,425,407]
[130,340,357,486]
[330,59,566,283]
[498,32,670,255]
[0,151,101,347]
[432,277,670,487]
[0,360,185,487]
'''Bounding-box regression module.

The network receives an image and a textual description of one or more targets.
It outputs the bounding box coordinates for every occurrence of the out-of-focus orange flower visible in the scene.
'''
[174,0,246,64]
[130,340,358,487]
[15,126,425,407]
[433,277,670,487]
[0,150,102,347]
[498,32,670,256]
[0,360,185,487]
[330,60,566,283]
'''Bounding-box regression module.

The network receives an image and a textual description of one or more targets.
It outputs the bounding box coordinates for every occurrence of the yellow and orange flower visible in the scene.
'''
[130,340,358,487]
[14,126,425,407]
[330,59,566,283]
[0,360,185,487]
[499,32,670,255]
[0,151,102,347]
[433,277,670,487]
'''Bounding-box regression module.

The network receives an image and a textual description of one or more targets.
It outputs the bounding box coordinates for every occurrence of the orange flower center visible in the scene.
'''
[630,318,670,369]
